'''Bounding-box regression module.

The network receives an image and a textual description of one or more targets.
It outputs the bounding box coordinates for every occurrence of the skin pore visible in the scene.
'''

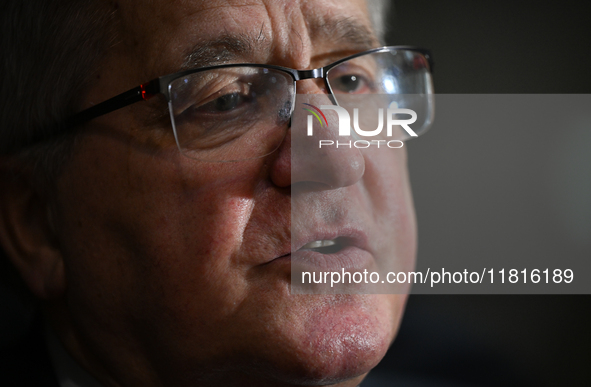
[2,1,417,386]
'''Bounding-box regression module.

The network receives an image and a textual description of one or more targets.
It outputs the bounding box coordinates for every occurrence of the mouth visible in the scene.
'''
[270,238,347,262]
[293,229,368,255]
[268,231,373,272]
[298,238,347,255]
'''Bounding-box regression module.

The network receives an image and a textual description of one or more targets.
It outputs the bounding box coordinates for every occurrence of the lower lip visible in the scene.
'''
[273,245,375,272]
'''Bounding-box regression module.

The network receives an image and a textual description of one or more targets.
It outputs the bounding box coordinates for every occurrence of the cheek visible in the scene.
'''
[52,135,266,349]
[362,147,417,268]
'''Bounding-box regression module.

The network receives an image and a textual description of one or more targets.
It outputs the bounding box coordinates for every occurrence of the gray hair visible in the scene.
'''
[367,0,392,43]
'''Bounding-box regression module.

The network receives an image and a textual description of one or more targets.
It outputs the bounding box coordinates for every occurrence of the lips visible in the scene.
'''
[291,245,374,272]
[266,228,374,273]
[300,239,337,250]
[291,228,369,255]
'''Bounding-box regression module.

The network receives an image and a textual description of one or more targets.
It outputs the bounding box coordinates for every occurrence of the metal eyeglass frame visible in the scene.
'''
[66,46,433,129]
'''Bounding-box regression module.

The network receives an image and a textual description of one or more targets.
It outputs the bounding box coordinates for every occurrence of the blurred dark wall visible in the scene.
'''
[390,0,591,93]
[372,1,591,386]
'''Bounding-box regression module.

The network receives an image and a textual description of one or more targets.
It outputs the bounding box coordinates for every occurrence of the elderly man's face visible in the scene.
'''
[48,0,416,386]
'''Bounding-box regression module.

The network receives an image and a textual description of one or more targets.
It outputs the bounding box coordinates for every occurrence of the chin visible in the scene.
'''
[254,293,404,386]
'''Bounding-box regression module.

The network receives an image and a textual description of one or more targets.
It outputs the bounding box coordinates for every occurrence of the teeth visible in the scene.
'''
[301,239,336,249]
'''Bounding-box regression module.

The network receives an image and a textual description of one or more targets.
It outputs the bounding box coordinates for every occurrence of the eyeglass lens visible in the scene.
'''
[168,67,294,162]
[168,48,433,161]
[327,49,433,141]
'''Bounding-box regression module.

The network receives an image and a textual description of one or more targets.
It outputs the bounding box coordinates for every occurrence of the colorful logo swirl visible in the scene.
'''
[302,103,328,127]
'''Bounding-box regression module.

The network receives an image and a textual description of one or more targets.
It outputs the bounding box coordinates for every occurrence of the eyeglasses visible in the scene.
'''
[68,46,433,162]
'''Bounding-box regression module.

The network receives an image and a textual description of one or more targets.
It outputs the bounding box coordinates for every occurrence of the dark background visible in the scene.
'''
[370,0,591,386]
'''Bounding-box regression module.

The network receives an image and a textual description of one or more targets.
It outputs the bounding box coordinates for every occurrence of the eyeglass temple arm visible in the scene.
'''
[66,79,161,128]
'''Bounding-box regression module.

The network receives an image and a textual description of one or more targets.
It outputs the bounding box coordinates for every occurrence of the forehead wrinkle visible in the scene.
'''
[259,0,314,70]
[181,31,270,70]
[309,15,378,50]
[124,1,270,73]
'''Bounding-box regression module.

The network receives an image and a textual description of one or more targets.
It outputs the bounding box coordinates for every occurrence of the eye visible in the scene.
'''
[329,72,375,94]
[200,92,248,113]
[172,87,256,135]
[328,57,380,95]
[333,74,363,93]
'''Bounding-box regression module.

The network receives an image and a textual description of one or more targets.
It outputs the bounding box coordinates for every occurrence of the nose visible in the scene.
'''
[270,81,365,190]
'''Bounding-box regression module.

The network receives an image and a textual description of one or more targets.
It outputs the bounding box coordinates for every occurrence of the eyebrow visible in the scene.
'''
[181,32,267,70]
[180,15,378,70]
[309,16,379,51]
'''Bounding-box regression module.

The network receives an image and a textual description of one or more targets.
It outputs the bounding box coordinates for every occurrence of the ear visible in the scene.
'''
[0,169,65,300]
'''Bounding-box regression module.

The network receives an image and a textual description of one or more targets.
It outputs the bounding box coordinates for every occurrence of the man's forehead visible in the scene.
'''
[114,0,376,78]
[180,16,377,70]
